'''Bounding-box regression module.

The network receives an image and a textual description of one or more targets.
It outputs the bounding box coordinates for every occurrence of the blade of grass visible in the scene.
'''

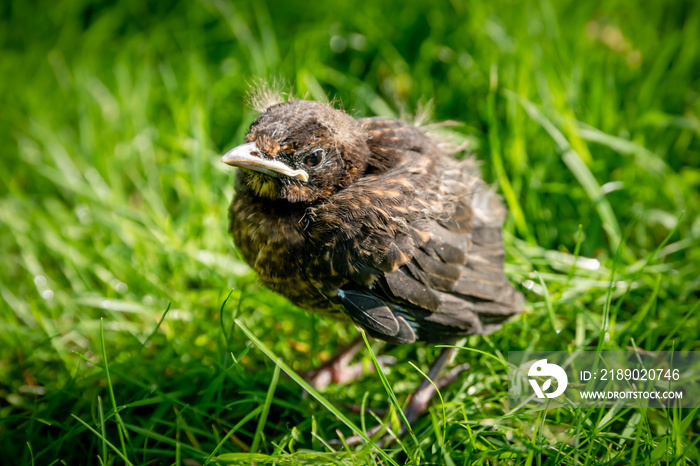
[99,318,132,462]
[436,345,507,368]
[360,391,370,437]
[124,424,207,458]
[201,406,262,466]
[359,329,420,462]
[506,90,625,255]
[176,410,181,466]
[565,224,585,288]
[233,319,399,466]
[407,361,447,450]
[140,302,171,351]
[250,364,280,454]
[98,396,107,466]
[486,73,533,243]
[173,406,202,452]
[26,442,35,466]
[535,271,560,333]
[218,289,235,348]
[657,300,700,351]
[598,220,635,347]
[71,414,134,466]
[561,149,623,254]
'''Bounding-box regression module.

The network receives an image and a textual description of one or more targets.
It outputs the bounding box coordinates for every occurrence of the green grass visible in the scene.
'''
[1,0,699,464]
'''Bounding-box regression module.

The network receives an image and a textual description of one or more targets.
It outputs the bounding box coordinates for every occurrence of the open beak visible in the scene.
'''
[221,142,309,182]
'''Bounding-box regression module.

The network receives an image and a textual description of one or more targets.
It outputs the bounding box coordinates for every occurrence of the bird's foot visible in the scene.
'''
[337,349,469,448]
[300,336,395,390]
[401,363,470,426]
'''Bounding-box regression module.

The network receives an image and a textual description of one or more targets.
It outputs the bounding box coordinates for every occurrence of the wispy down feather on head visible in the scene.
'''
[245,78,290,113]
[245,80,366,152]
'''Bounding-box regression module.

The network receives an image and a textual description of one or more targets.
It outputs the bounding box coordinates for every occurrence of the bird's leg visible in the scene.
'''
[341,346,469,447]
[301,336,396,390]
[402,347,462,424]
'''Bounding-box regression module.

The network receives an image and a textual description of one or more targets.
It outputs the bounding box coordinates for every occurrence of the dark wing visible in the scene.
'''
[336,289,417,344]
[306,118,524,344]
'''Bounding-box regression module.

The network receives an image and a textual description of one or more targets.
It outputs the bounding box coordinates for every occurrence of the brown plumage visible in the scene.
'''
[225,100,524,345]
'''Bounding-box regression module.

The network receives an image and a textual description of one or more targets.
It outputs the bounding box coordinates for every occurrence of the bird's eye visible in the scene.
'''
[304,151,322,167]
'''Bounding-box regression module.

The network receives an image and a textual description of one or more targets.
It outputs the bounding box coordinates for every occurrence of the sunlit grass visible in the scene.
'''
[1,0,698,464]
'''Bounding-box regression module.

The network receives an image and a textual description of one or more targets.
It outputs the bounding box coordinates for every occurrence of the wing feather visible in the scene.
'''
[337,289,400,336]
[306,118,524,343]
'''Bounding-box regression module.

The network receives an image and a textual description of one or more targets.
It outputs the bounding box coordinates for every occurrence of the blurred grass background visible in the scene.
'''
[1,0,699,464]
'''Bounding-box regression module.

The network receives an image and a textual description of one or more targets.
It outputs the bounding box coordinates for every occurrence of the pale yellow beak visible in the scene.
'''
[221,142,309,182]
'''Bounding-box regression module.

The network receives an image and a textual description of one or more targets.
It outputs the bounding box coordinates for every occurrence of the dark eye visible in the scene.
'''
[304,151,322,167]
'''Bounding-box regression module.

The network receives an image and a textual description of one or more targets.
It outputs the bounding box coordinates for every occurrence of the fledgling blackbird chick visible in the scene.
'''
[223,97,524,438]
[225,99,523,341]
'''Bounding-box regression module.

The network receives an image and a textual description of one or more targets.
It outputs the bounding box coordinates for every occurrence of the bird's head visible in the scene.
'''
[222,100,371,203]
